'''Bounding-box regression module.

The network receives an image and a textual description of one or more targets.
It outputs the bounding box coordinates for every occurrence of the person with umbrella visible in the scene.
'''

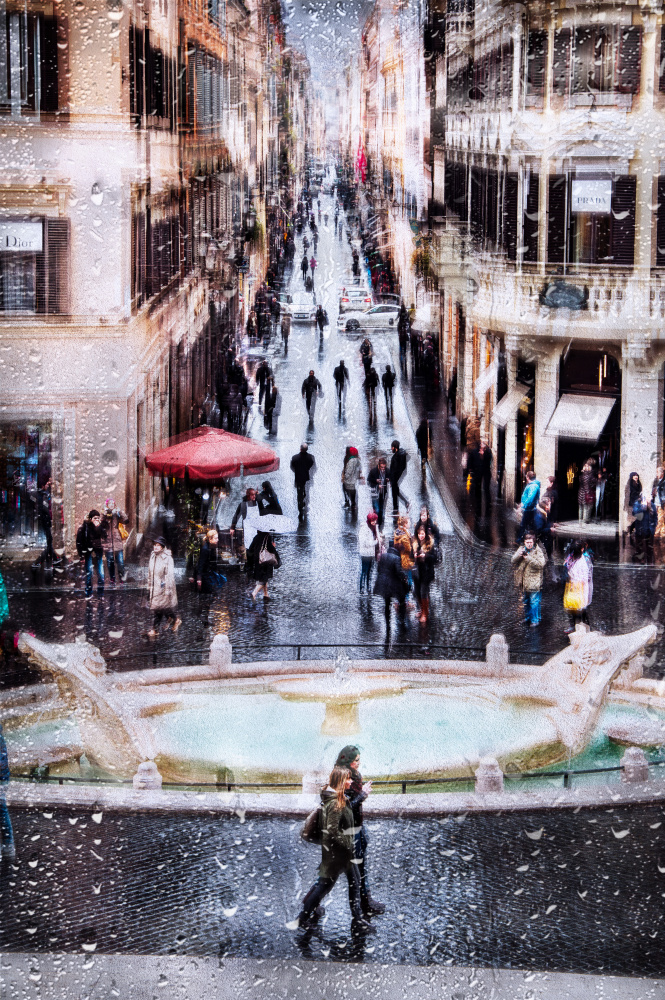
[247,529,281,602]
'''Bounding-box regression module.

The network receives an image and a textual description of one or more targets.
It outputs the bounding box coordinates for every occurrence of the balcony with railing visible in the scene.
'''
[467,257,664,344]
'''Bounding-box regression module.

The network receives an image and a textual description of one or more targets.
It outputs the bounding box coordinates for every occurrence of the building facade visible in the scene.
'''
[0,0,310,559]
[434,0,665,528]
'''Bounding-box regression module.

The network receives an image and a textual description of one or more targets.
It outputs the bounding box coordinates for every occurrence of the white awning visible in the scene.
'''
[491,383,530,428]
[474,360,498,402]
[545,394,616,442]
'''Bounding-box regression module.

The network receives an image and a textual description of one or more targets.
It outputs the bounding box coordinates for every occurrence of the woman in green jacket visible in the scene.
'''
[295,767,372,931]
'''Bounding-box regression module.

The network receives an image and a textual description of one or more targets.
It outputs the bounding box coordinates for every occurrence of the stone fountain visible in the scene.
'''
[11,624,660,784]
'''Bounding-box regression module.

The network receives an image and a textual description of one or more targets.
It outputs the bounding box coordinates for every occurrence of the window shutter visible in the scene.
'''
[552,28,570,96]
[572,27,592,94]
[46,219,69,314]
[487,169,498,245]
[611,174,636,267]
[502,172,518,261]
[657,177,665,267]
[660,26,665,94]
[40,16,59,112]
[523,174,539,262]
[526,30,547,99]
[617,26,641,94]
[547,175,566,264]
[470,167,482,238]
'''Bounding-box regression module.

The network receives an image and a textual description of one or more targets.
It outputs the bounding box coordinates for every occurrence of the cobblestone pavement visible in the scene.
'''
[0,802,664,976]
[4,200,665,676]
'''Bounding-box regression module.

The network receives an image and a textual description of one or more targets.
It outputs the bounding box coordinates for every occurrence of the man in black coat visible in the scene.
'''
[415,419,429,476]
[373,543,407,623]
[290,443,316,519]
[333,360,350,407]
[301,370,322,421]
[255,359,271,408]
[480,441,493,513]
[381,365,396,415]
[389,440,409,518]
[76,510,106,597]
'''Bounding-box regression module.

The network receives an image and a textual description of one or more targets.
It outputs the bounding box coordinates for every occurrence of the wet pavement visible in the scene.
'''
[4,193,665,678]
[1,801,664,976]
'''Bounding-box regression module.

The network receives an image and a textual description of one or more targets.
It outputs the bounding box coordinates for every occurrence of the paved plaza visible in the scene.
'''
[1,802,664,977]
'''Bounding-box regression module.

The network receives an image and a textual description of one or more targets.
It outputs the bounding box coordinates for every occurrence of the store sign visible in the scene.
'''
[0,221,43,253]
[570,180,612,215]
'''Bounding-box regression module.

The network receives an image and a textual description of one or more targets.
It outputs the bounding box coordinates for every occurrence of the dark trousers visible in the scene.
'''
[85,552,105,596]
[0,793,14,851]
[568,608,591,631]
[391,480,408,513]
[153,609,177,628]
[301,863,362,921]
[384,387,393,412]
[38,517,54,563]
[359,556,373,592]
[296,484,308,513]
[105,550,125,581]
[372,494,385,529]
[258,381,267,406]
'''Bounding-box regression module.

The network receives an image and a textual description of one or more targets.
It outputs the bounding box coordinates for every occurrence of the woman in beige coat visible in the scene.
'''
[147,537,181,637]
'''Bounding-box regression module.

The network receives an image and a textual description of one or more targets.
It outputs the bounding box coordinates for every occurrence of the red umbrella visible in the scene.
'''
[144,427,279,482]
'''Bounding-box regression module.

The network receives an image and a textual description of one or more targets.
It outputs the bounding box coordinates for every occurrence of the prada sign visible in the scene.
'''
[0,221,43,253]
[570,179,612,215]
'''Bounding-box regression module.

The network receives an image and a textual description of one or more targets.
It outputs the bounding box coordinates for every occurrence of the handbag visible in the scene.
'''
[259,540,278,566]
[118,521,129,541]
[563,580,584,612]
[300,806,323,845]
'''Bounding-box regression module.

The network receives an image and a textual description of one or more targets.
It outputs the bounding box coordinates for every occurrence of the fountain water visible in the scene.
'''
[270,650,406,735]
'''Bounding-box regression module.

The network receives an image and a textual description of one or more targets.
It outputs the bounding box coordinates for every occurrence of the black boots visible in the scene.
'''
[361,895,386,915]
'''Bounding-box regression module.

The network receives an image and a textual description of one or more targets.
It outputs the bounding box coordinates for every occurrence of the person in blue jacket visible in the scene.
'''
[520,470,541,537]
[0,722,15,860]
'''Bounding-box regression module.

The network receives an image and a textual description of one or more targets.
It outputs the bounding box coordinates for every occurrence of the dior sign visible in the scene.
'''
[0,221,43,252]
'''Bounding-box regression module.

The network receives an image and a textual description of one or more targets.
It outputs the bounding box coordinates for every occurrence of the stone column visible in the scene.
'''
[533,347,559,488]
[475,757,504,794]
[619,349,661,532]
[504,339,519,505]
[621,746,649,784]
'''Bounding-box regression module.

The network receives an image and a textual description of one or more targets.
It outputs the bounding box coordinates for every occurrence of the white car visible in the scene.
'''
[356,303,401,330]
[338,283,373,314]
[290,291,317,324]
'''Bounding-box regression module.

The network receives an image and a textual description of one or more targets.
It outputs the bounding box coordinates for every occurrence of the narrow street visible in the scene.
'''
[5,193,665,678]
